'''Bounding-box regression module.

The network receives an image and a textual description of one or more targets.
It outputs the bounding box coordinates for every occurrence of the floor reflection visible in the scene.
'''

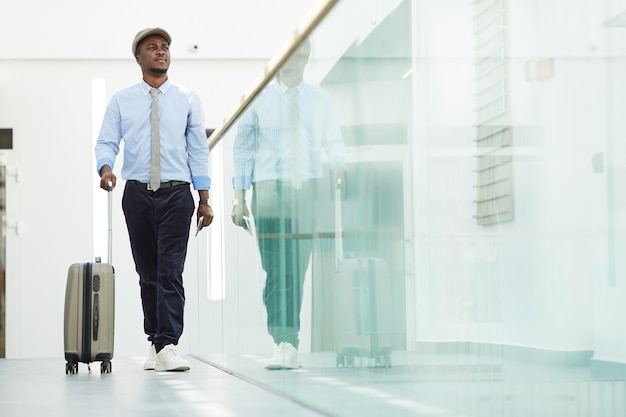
[194,351,625,417]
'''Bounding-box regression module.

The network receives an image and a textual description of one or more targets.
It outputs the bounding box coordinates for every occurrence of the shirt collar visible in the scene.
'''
[273,79,304,95]
[140,79,171,95]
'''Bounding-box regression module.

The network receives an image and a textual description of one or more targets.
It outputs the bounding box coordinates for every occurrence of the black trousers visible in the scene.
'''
[122,181,194,352]
[252,180,318,349]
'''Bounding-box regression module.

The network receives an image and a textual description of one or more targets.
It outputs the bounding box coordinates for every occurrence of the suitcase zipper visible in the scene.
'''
[82,263,92,362]
[93,293,99,341]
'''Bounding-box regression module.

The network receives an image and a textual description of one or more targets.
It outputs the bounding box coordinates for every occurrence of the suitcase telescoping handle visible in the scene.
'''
[107,180,113,265]
[334,179,343,271]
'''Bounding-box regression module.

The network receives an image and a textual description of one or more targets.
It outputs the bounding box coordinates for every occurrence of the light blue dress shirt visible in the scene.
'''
[95,79,211,190]
[232,79,345,190]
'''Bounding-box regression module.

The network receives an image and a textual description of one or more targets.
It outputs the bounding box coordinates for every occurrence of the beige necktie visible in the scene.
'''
[150,88,161,192]
[287,88,301,189]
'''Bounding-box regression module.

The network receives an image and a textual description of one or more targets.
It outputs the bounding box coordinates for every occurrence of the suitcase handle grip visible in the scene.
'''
[335,184,343,271]
[107,181,113,264]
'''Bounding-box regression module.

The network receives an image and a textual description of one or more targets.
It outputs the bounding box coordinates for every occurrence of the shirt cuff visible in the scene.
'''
[192,175,211,190]
[232,176,252,190]
[97,158,115,176]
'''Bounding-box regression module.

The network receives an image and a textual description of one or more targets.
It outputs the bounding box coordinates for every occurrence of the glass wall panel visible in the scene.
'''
[193,0,626,415]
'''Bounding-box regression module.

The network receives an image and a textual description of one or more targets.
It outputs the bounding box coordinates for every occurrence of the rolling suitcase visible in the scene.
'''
[64,182,115,374]
[333,184,392,367]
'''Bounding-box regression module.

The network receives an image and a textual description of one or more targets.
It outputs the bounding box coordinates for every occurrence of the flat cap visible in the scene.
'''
[132,27,171,56]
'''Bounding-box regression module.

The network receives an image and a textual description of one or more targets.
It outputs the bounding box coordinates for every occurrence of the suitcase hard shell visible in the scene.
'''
[64,182,115,374]
[64,260,115,374]
[333,257,393,367]
[332,184,392,367]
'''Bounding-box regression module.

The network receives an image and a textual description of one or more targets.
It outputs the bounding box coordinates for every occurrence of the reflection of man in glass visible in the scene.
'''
[231,38,345,369]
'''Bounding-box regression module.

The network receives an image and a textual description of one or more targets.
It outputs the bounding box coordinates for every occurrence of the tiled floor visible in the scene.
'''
[0,356,324,417]
[1,352,625,417]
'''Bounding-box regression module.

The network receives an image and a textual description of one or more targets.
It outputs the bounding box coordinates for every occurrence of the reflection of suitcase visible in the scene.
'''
[64,184,115,374]
[333,186,392,367]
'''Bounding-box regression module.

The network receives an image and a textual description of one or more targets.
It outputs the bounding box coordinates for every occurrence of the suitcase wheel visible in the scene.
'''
[374,354,392,368]
[336,354,355,368]
[336,354,343,367]
[100,360,112,374]
[65,362,78,374]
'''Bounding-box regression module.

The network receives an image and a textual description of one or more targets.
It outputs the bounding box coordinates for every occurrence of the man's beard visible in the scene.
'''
[149,67,168,75]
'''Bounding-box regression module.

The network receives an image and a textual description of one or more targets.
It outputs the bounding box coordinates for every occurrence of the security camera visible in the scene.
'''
[188,43,199,53]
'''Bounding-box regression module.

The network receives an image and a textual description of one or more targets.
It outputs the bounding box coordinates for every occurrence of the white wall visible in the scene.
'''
[0,0,322,358]
[0,0,324,60]
[495,0,597,351]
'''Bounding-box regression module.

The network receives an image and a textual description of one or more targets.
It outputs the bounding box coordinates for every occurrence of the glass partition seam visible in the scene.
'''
[207,0,340,150]
[190,355,336,417]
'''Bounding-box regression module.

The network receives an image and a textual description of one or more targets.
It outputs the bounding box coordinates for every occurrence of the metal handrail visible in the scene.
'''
[207,0,340,150]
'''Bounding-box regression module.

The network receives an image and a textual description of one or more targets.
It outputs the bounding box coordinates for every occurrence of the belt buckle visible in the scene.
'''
[147,182,155,191]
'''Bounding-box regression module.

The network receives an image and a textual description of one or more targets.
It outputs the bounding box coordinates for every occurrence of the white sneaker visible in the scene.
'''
[155,344,190,372]
[265,342,298,370]
[143,344,157,370]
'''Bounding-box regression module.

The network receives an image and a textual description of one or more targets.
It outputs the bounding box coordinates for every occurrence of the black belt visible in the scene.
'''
[129,180,189,190]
